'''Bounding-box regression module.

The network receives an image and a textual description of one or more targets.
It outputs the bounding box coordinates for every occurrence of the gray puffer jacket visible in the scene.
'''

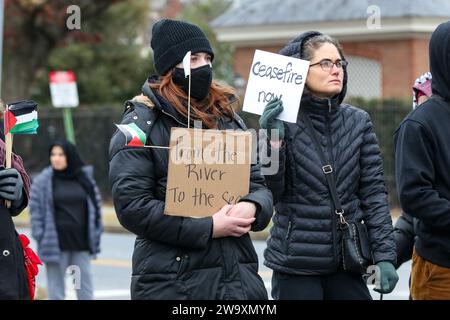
[29,166,102,263]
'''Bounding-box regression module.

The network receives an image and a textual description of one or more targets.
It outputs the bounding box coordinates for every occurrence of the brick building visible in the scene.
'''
[212,0,450,100]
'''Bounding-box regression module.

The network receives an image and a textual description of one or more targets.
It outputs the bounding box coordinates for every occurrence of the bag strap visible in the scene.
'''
[299,109,348,226]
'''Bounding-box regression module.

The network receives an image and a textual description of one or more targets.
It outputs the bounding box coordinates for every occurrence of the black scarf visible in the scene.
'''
[49,140,98,212]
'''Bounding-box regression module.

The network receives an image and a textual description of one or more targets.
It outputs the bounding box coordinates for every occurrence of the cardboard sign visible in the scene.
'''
[164,128,252,218]
[242,50,310,123]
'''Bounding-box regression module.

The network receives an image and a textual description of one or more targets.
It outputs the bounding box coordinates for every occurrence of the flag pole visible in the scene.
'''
[187,74,191,129]
[182,51,192,129]
[5,132,12,168]
[4,104,12,208]
[144,145,171,149]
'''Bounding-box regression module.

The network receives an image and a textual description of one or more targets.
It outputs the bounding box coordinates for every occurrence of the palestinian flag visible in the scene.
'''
[4,100,38,135]
[115,123,147,147]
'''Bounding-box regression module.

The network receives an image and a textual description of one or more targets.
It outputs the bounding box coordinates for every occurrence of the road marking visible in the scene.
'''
[63,289,131,300]
[92,259,132,268]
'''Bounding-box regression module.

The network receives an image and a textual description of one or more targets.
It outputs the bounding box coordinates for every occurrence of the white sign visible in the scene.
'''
[242,50,310,123]
[49,71,79,108]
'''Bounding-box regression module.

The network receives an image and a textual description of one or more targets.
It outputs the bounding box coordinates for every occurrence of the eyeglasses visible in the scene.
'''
[309,59,348,72]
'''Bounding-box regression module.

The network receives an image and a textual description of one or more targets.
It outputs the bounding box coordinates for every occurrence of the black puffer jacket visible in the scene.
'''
[263,32,396,275]
[0,146,30,300]
[109,79,273,299]
[0,207,29,300]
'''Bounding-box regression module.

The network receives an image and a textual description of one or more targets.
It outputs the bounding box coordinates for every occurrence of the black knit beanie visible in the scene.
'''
[151,19,215,75]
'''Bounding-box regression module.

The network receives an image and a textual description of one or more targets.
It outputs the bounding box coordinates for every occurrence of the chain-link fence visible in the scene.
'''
[357,100,411,209]
[346,55,382,100]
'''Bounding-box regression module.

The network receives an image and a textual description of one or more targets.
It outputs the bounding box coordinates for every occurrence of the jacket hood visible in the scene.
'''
[429,21,450,101]
[279,31,348,105]
[140,76,190,126]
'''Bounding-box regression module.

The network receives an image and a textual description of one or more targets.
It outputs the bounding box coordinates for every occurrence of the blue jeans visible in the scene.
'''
[46,251,94,300]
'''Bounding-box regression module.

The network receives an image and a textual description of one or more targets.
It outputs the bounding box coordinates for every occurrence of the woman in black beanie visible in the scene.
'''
[109,19,273,300]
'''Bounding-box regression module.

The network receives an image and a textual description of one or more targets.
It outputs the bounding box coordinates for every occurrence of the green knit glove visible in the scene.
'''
[374,261,399,294]
[259,98,285,140]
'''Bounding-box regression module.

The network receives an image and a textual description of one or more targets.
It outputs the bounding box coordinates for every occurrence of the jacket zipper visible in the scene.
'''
[284,220,292,254]
[160,109,187,127]
[219,239,231,299]
[285,221,292,240]
[326,99,339,270]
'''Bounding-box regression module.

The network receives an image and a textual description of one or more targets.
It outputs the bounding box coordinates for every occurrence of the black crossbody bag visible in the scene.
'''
[300,110,373,274]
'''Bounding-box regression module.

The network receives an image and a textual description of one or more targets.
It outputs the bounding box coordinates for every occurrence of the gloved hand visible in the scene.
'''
[0,168,24,203]
[259,98,285,140]
[374,261,399,294]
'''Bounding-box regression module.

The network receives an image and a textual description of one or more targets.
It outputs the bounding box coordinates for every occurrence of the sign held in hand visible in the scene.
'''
[242,50,310,123]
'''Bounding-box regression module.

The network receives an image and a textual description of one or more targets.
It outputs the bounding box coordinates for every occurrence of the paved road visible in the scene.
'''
[19,228,411,300]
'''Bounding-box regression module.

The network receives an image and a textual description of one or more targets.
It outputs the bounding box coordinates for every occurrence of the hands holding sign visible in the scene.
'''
[259,97,285,141]
[212,202,257,238]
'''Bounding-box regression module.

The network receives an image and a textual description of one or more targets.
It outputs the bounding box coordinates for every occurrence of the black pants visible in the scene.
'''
[272,270,372,300]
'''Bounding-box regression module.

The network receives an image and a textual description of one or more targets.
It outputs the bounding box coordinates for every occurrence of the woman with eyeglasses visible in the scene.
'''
[259,31,398,300]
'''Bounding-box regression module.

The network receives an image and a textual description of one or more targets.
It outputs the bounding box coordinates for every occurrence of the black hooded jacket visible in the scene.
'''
[395,21,450,268]
[109,79,273,299]
[263,31,396,275]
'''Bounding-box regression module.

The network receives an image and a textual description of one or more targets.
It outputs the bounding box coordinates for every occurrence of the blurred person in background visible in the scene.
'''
[29,140,102,300]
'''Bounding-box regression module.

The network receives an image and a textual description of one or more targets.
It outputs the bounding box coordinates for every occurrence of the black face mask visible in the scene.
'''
[172,64,213,101]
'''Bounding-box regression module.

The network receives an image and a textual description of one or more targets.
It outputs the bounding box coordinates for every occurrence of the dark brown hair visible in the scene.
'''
[302,34,345,62]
